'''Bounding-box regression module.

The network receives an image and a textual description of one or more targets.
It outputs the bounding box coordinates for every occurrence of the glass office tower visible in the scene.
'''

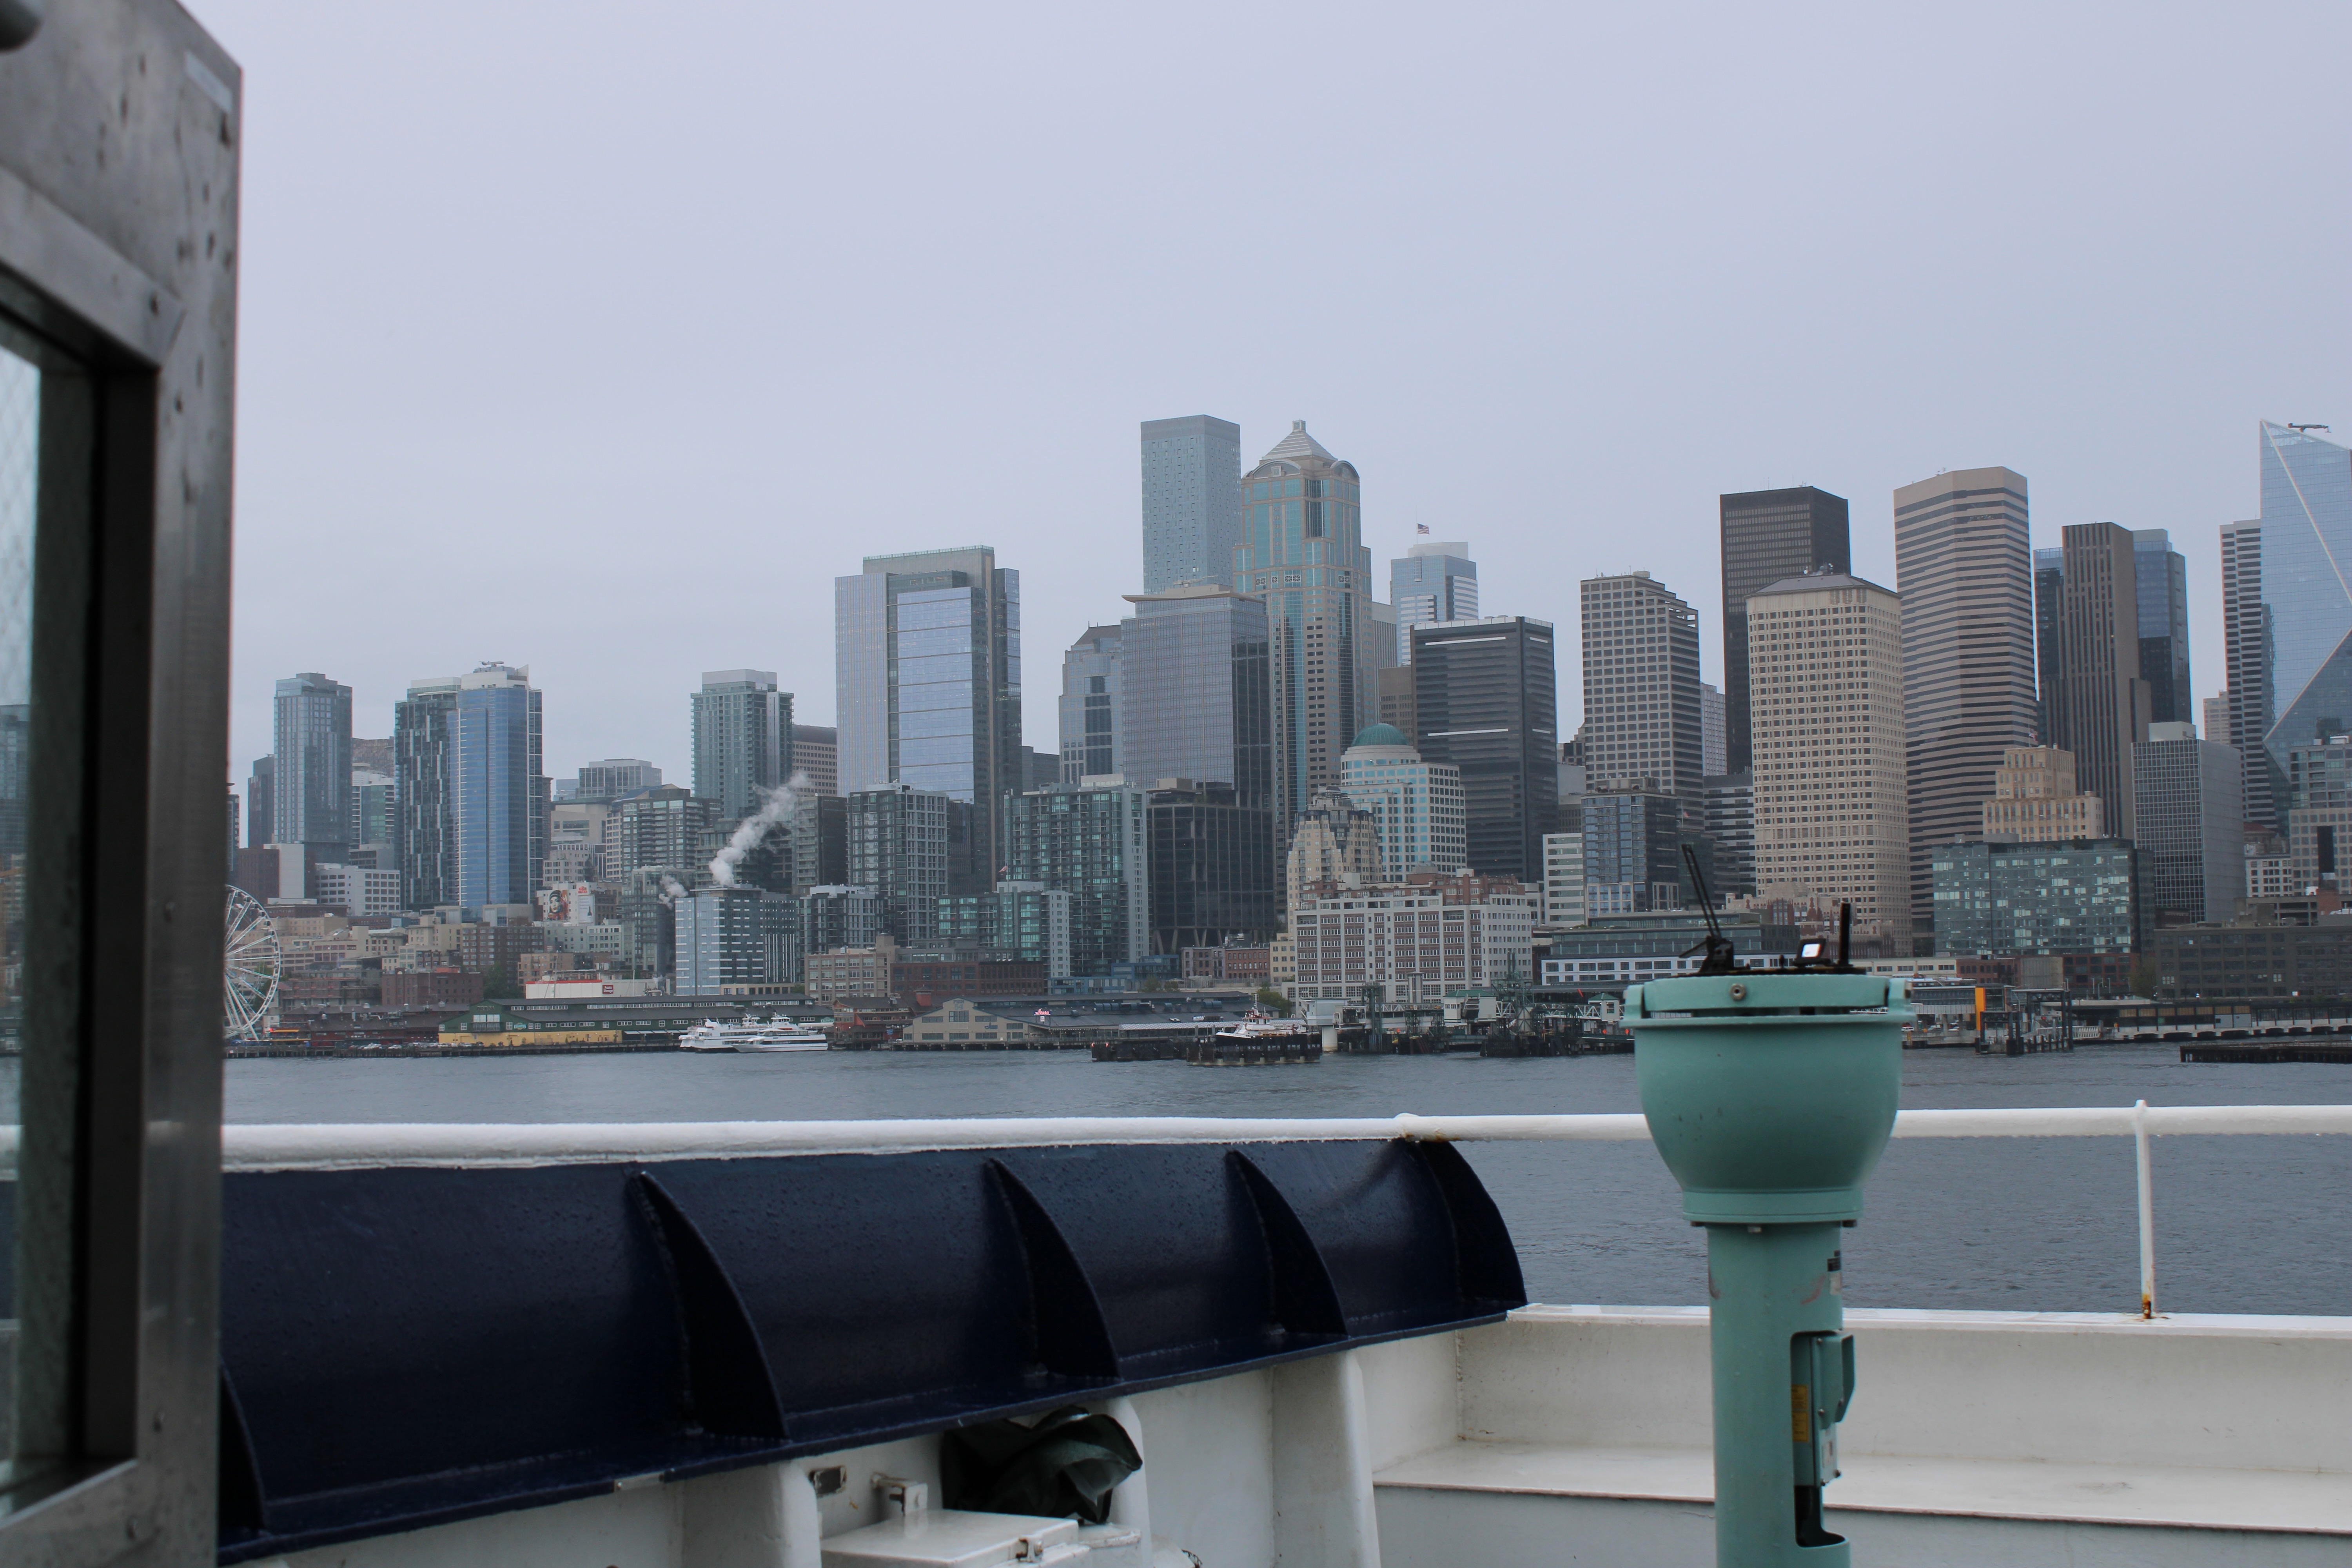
[1388,540,1478,664]
[2131,530,2192,728]
[1140,416,1244,593]
[1718,486,1849,774]
[1410,615,1558,881]
[2259,422,2352,777]
[452,662,547,911]
[1234,423,1374,843]
[1056,622,1123,783]
[835,546,1022,879]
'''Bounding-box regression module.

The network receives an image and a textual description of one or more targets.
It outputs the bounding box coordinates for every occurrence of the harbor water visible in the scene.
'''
[11,1045,2347,1315]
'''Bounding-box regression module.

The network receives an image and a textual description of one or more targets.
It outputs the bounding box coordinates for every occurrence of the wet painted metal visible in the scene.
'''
[210,1138,1524,1563]
[1625,972,1910,1568]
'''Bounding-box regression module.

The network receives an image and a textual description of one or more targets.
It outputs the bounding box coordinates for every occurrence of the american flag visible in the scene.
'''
[1416,524,1430,534]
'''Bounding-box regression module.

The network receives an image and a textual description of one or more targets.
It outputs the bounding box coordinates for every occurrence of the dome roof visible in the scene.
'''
[1349,723,1410,749]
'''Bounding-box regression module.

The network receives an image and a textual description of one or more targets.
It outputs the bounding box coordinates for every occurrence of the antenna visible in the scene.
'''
[1677,843,1740,975]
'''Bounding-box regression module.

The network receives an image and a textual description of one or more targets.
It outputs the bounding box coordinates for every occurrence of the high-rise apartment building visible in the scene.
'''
[1234,423,1374,842]
[1579,573,1703,800]
[246,756,274,848]
[1931,839,2147,957]
[273,671,353,861]
[2203,698,2230,750]
[2133,723,2244,925]
[350,770,395,860]
[847,784,954,941]
[1980,747,2104,842]
[606,785,721,885]
[392,677,459,911]
[1118,583,1273,809]
[1003,782,1149,976]
[1719,486,1850,774]
[1411,615,1557,880]
[1140,416,1243,594]
[452,663,548,910]
[574,759,662,802]
[2220,519,2274,829]
[1700,770,1755,896]
[691,669,790,825]
[1749,571,1910,943]
[790,725,839,797]
[2132,530,2192,728]
[1340,723,1466,882]
[2258,423,2352,785]
[1580,780,1685,915]
[789,793,848,892]
[1894,467,2036,948]
[1539,829,1584,926]
[2286,735,2352,896]
[1289,870,1539,1005]
[2047,522,2150,840]
[675,885,798,993]
[835,545,1022,878]
[1389,539,1477,663]
[1056,623,1123,783]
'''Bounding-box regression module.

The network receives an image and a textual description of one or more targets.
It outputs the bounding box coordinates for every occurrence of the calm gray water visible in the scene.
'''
[189,1044,2352,1318]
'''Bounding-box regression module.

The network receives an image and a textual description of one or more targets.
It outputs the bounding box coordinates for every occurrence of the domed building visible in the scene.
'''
[1340,724,1465,883]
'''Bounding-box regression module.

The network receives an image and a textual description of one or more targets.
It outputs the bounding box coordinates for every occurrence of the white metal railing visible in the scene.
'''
[4,1104,2346,1316]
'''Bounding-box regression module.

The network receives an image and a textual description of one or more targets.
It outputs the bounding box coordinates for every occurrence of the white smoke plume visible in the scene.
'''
[658,875,689,905]
[708,770,811,888]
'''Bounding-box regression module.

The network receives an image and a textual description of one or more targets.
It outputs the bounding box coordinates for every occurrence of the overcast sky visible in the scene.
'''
[200,0,2349,787]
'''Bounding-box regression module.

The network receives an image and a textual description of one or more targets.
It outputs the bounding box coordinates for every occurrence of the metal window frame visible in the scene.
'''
[0,1,240,1563]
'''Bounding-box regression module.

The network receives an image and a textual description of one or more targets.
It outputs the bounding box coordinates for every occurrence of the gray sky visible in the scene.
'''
[203,0,2348,786]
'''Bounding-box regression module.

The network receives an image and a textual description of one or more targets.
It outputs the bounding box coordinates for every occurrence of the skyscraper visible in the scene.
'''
[1719,487,1850,775]
[1578,572,1703,800]
[1117,583,1272,811]
[1234,423,1374,842]
[675,885,798,993]
[2132,530,2192,728]
[2033,546,2064,743]
[452,663,547,911]
[392,677,458,911]
[1699,683,1726,779]
[1143,781,1276,952]
[1283,787,1382,911]
[245,755,274,849]
[1388,539,1478,663]
[790,725,839,798]
[691,669,790,825]
[846,784,953,940]
[2133,724,2244,926]
[1749,571,1911,944]
[1056,623,1123,784]
[272,671,353,861]
[2047,523,2150,840]
[1893,466,2036,949]
[573,759,662,802]
[835,545,1022,879]
[2220,519,2274,829]
[1003,782,1150,976]
[2258,422,2352,780]
[1140,416,1243,593]
[1411,615,1558,880]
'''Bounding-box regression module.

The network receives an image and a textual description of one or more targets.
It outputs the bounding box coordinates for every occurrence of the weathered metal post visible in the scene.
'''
[1624,971,1911,1566]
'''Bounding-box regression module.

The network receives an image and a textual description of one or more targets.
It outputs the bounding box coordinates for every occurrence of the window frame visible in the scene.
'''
[0,2,241,1563]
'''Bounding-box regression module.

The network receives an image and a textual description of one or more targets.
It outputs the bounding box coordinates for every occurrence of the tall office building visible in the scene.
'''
[1234,423,1374,842]
[789,792,848,892]
[1749,571,1911,944]
[1578,572,1703,800]
[1117,583,1273,811]
[1979,747,2104,842]
[1144,781,1276,952]
[1411,615,1558,880]
[835,545,1022,879]
[1580,781,1685,915]
[350,770,395,861]
[1284,787,1382,911]
[1003,782,1149,976]
[1699,684,1726,778]
[392,677,459,911]
[2032,546,2065,744]
[1389,539,1477,663]
[272,671,353,862]
[2133,724,2244,926]
[2132,530,2192,727]
[675,885,798,993]
[1719,486,1850,774]
[1539,830,1584,926]
[1700,770,1755,896]
[2046,523,2150,840]
[2220,519,2274,829]
[1056,623,1124,783]
[2287,735,2352,894]
[691,669,790,825]
[790,725,839,797]
[1340,723,1466,882]
[452,663,547,910]
[2257,422,2352,785]
[1894,466,2036,948]
[574,759,662,802]
[1140,416,1243,593]
[847,784,953,941]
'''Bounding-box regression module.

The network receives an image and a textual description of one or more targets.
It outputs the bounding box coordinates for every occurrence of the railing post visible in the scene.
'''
[2133,1098,2155,1319]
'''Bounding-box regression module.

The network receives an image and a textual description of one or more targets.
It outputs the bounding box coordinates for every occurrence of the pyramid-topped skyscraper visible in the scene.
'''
[1234,421,1374,848]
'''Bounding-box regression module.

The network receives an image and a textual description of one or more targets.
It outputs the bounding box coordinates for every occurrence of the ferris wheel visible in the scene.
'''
[224,884,281,1040]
